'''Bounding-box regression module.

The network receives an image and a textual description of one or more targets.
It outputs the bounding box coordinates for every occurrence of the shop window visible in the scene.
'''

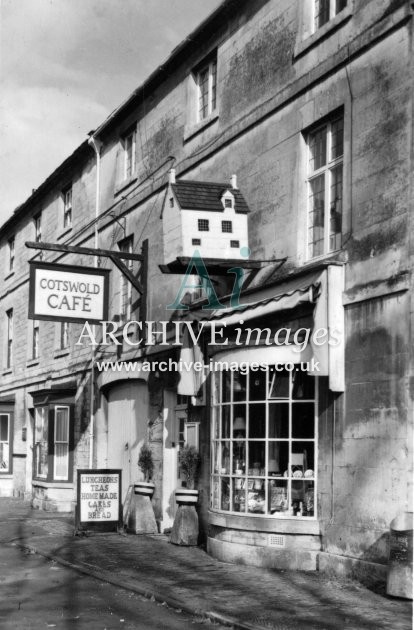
[307,114,343,259]
[196,55,217,122]
[0,413,11,473]
[314,0,347,31]
[211,368,316,518]
[34,404,73,482]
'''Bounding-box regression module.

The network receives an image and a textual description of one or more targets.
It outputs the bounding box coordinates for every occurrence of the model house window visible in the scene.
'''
[224,198,233,208]
[222,221,233,233]
[6,309,13,369]
[60,322,69,349]
[8,237,15,272]
[307,114,343,259]
[192,238,201,246]
[230,240,240,248]
[34,406,48,478]
[119,236,133,321]
[63,187,72,229]
[34,213,42,242]
[34,404,73,482]
[198,219,209,232]
[314,0,347,30]
[123,130,136,180]
[196,56,217,121]
[0,414,10,472]
[211,368,316,518]
[32,320,39,360]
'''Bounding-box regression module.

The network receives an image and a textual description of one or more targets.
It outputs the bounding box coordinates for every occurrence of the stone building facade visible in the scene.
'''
[0,0,412,589]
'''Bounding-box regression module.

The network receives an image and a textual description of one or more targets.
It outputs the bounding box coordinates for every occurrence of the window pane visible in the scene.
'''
[0,415,8,441]
[331,117,344,160]
[220,441,230,474]
[248,441,266,472]
[198,68,209,119]
[233,439,246,473]
[233,404,246,438]
[292,480,315,516]
[221,477,230,510]
[329,164,343,251]
[211,61,217,111]
[309,126,327,171]
[269,480,288,514]
[247,478,265,513]
[233,371,247,401]
[268,441,288,477]
[268,403,289,438]
[315,0,330,29]
[249,371,266,401]
[222,406,230,438]
[55,444,68,479]
[233,478,246,513]
[248,403,266,438]
[292,403,315,439]
[336,0,347,14]
[55,408,69,442]
[308,174,325,258]
[268,370,289,398]
[292,371,315,399]
[222,371,231,403]
[291,442,314,474]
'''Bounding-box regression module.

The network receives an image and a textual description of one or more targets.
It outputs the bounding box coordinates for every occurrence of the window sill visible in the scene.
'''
[294,6,353,59]
[209,510,320,535]
[184,111,219,143]
[54,349,70,359]
[32,480,74,489]
[57,227,73,241]
[0,473,13,478]
[4,271,15,281]
[2,369,13,376]
[114,174,137,196]
[26,359,40,368]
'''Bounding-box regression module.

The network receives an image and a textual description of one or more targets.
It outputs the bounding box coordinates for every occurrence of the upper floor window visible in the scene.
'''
[63,187,72,229]
[307,114,343,259]
[314,0,347,30]
[8,237,15,272]
[6,309,13,369]
[118,236,133,321]
[196,55,217,122]
[34,213,42,242]
[123,129,136,180]
[222,221,233,233]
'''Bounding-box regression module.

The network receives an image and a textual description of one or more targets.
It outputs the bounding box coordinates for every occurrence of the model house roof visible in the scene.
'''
[171,180,250,214]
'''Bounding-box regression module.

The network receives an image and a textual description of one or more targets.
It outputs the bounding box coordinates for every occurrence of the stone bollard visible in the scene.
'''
[170,505,199,546]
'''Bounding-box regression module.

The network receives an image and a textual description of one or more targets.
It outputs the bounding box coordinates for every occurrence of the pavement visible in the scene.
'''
[0,497,412,630]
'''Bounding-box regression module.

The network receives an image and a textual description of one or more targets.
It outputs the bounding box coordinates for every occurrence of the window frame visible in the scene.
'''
[33,403,74,483]
[118,235,134,322]
[32,320,40,360]
[123,129,136,181]
[210,368,318,520]
[53,405,70,481]
[60,321,69,350]
[306,114,344,260]
[314,0,348,31]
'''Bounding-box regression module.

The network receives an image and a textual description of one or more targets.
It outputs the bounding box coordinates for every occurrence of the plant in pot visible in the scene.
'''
[135,443,155,497]
[170,445,201,546]
[129,443,157,534]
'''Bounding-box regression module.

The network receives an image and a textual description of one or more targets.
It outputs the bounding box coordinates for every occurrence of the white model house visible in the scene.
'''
[162,170,250,266]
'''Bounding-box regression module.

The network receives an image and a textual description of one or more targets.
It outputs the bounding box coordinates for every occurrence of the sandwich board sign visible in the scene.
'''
[29,261,110,323]
[76,469,122,532]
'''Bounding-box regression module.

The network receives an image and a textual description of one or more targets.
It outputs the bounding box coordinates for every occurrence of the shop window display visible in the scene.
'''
[211,368,316,518]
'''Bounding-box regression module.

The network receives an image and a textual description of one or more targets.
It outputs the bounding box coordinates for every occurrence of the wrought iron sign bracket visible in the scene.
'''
[25,240,148,296]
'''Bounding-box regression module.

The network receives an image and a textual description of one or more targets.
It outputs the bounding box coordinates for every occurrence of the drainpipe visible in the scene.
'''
[87,132,102,468]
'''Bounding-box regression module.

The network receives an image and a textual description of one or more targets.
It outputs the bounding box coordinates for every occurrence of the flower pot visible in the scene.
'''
[175,488,198,505]
[134,481,155,497]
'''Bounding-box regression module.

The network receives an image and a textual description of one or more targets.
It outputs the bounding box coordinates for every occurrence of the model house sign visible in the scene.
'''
[161,170,250,266]
[29,261,110,323]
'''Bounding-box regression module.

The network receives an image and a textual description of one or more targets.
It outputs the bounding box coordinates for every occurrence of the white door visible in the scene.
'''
[107,382,148,501]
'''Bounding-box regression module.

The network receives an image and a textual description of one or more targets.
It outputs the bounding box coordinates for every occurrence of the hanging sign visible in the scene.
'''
[76,469,122,532]
[29,261,110,323]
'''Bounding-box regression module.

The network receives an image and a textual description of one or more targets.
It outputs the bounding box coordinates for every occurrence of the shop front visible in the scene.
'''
[201,262,344,570]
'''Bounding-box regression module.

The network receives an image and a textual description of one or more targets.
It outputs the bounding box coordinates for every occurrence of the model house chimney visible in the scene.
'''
[230,174,238,189]
[169,168,176,184]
